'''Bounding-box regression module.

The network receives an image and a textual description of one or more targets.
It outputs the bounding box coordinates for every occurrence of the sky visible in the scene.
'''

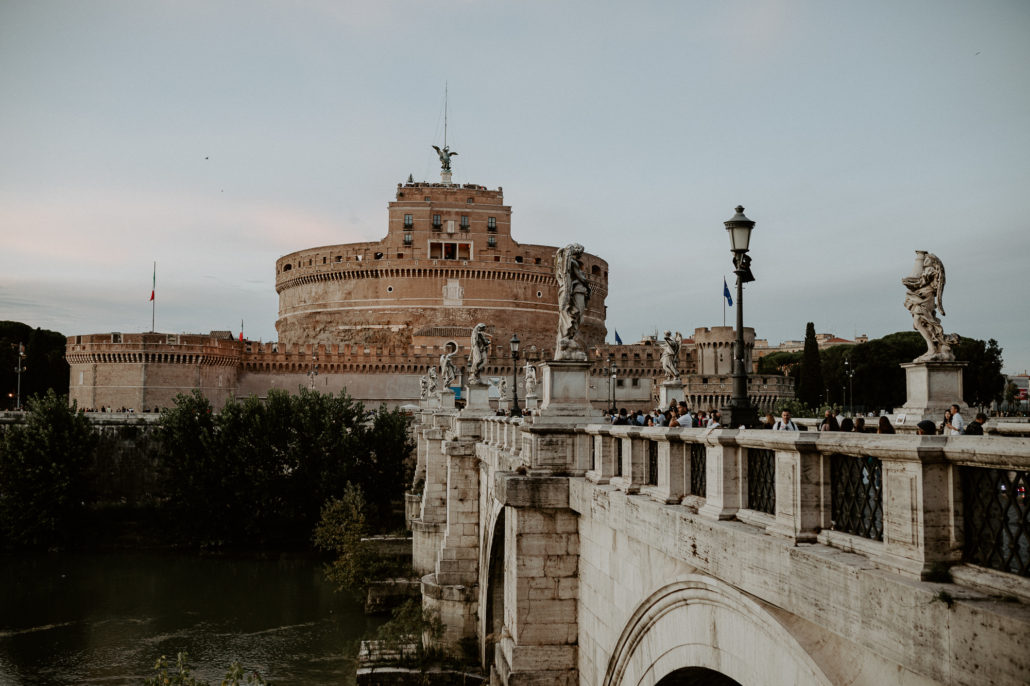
[1,1,1028,374]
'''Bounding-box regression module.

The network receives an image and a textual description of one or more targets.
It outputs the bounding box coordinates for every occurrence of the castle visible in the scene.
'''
[66,155,792,412]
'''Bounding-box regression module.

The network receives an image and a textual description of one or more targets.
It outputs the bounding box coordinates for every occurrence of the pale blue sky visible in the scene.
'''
[2,1,1028,373]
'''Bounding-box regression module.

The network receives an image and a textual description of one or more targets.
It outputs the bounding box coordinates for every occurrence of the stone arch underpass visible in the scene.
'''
[602,576,831,686]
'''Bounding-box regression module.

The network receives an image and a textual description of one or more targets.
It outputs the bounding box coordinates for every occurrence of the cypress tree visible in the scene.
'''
[798,322,824,408]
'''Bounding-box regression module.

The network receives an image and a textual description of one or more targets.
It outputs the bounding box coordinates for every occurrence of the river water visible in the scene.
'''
[0,551,378,685]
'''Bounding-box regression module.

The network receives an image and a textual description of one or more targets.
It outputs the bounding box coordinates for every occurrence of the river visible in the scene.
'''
[0,551,379,685]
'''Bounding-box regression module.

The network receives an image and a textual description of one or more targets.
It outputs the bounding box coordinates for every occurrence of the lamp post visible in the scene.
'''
[844,357,855,415]
[15,342,25,411]
[722,206,758,428]
[509,334,522,417]
[605,354,613,407]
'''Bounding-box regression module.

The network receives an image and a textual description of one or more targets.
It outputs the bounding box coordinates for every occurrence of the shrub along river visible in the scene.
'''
[0,551,379,685]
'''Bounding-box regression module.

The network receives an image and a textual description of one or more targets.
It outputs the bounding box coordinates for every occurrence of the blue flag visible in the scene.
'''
[723,278,733,307]
[614,330,623,345]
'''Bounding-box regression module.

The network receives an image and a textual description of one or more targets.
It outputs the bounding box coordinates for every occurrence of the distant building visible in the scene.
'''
[67,155,791,413]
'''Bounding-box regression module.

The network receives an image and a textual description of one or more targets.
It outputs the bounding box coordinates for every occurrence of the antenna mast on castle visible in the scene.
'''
[432,83,458,185]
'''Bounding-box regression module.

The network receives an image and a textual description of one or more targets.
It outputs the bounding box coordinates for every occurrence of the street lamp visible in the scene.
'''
[722,206,758,428]
[15,342,25,411]
[844,357,855,415]
[509,334,522,417]
[605,354,613,414]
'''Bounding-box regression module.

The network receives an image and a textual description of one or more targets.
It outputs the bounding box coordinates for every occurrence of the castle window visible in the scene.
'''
[535,258,541,265]
[487,217,497,231]
[536,291,542,298]
[404,214,413,228]
[487,235,496,247]
[374,252,383,259]
[592,265,600,275]
[387,286,394,293]
[424,196,431,201]
[403,232,412,245]
[322,257,326,264]
[460,215,469,230]
[335,255,342,262]
[466,197,474,204]
[514,255,523,263]
[396,253,403,259]
[429,241,471,260]
[432,214,442,229]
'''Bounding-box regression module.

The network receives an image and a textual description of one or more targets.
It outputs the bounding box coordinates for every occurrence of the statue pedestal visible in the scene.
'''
[497,399,510,413]
[898,361,967,422]
[438,388,456,409]
[539,360,602,424]
[525,394,539,411]
[462,382,492,414]
[659,380,684,407]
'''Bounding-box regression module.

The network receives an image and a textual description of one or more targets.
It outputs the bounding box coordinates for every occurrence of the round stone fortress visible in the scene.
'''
[65,155,791,411]
[274,181,608,354]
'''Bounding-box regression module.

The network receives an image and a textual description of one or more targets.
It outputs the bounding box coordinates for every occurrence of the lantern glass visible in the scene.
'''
[510,334,520,355]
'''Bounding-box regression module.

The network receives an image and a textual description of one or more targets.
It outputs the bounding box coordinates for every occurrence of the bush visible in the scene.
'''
[0,391,96,548]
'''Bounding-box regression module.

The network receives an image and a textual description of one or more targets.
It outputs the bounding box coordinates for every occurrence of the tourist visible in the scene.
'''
[835,408,845,425]
[819,415,840,432]
[946,404,965,434]
[697,410,708,427]
[854,417,865,433]
[772,410,799,431]
[963,412,988,435]
[916,419,938,435]
[678,402,693,428]
[707,410,722,428]
[877,416,894,434]
[612,408,630,425]
[760,412,775,429]
[839,417,854,432]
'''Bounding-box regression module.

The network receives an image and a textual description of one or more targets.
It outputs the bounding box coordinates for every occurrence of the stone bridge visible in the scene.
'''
[408,367,1029,685]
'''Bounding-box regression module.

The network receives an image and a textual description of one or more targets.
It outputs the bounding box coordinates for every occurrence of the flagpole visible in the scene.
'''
[151,262,156,333]
[723,276,726,327]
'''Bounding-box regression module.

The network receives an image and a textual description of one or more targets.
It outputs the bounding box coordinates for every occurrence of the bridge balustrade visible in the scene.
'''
[579,426,1030,581]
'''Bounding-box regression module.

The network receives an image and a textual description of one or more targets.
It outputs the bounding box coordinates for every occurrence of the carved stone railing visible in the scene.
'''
[579,426,1030,584]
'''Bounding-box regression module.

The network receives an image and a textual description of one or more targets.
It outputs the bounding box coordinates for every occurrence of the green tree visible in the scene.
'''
[0,390,96,548]
[157,388,413,547]
[313,483,379,597]
[953,337,1005,410]
[1004,381,1019,411]
[0,321,69,409]
[797,323,824,408]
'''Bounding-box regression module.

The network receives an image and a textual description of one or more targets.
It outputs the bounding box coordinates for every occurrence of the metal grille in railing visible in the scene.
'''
[690,443,706,497]
[590,437,596,471]
[615,439,623,477]
[961,466,1030,577]
[830,454,883,541]
[647,440,659,486]
[747,448,775,514]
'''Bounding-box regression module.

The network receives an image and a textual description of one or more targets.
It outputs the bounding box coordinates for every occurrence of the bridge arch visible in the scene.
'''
[478,499,507,670]
[603,575,832,686]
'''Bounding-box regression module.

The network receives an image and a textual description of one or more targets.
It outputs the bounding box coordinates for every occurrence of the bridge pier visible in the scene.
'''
[491,472,579,686]
[420,412,487,656]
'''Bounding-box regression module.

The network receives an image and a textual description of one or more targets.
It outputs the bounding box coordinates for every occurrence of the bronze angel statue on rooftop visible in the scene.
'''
[432,145,458,172]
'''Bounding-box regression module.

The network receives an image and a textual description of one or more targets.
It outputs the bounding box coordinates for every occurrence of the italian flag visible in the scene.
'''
[149,264,155,301]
